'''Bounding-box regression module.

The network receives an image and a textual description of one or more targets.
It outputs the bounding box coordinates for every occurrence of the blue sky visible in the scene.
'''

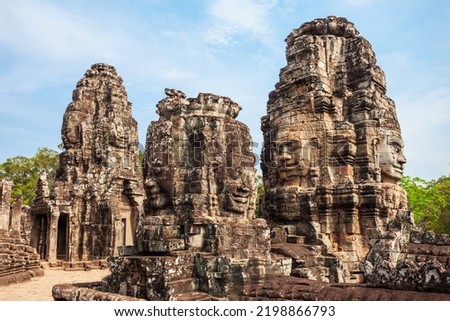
[1,0,449,180]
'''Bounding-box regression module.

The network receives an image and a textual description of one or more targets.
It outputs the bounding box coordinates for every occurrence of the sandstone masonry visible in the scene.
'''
[29,63,144,264]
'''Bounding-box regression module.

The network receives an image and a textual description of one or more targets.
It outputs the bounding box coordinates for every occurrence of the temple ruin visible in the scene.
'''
[257,16,450,293]
[0,179,42,285]
[52,17,450,300]
[103,89,272,300]
[260,15,409,283]
[29,63,144,265]
[1,16,448,300]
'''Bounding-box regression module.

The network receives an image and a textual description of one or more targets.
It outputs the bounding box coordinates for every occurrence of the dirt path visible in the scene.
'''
[0,267,110,301]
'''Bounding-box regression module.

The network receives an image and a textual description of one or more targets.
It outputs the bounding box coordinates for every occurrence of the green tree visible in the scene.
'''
[432,175,450,234]
[255,174,264,217]
[399,175,446,231]
[0,147,59,205]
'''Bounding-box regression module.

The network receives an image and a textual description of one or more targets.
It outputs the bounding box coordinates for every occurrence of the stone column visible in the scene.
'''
[0,179,13,231]
[9,197,22,237]
[47,210,60,262]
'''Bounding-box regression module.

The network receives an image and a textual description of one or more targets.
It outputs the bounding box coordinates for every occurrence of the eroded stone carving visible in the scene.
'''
[29,63,144,263]
[142,89,268,254]
[261,16,410,282]
[259,16,450,293]
[49,17,450,300]
[105,89,271,300]
[137,89,261,252]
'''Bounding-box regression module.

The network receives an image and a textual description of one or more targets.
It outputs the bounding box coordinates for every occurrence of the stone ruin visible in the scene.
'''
[260,15,408,283]
[29,63,144,266]
[0,179,42,285]
[257,16,450,293]
[102,89,272,300]
[6,16,446,300]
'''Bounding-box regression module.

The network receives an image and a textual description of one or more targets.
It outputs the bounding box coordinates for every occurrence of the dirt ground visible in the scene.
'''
[0,266,110,301]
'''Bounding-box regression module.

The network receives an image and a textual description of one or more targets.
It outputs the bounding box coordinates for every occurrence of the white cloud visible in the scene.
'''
[205,0,277,46]
[0,0,136,96]
[0,1,122,61]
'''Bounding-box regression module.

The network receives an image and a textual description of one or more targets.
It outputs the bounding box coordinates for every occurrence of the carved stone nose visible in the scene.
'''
[279,151,292,161]
[240,187,249,193]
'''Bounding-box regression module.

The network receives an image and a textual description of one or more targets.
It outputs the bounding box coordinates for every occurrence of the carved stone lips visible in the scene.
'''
[232,187,250,203]
[393,165,404,174]
[232,195,248,203]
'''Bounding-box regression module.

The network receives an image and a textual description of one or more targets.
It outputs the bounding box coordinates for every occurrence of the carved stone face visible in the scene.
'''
[275,137,309,185]
[222,167,254,214]
[379,132,406,183]
[145,167,173,210]
[63,117,81,148]
[109,118,127,148]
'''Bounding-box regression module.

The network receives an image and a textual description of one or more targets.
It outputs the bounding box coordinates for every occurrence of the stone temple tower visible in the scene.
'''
[105,89,271,300]
[261,16,409,282]
[30,63,144,263]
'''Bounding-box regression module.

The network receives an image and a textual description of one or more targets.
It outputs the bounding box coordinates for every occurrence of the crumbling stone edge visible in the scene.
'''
[52,282,144,301]
[0,268,44,286]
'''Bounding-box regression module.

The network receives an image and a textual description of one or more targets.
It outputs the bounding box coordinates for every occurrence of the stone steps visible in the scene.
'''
[0,234,42,284]
[174,291,227,301]
[62,260,108,270]
[167,277,195,293]
[287,235,306,244]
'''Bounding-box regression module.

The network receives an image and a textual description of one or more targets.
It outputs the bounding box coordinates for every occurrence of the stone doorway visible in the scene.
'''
[35,215,47,259]
[57,214,68,260]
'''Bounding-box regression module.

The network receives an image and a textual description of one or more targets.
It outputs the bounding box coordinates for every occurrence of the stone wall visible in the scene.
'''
[364,226,450,293]
[0,229,43,286]
[240,275,450,300]
[0,180,43,285]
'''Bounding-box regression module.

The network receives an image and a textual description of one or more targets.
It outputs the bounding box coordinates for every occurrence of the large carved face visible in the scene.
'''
[222,167,255,214]
[379,131,406,183]
[275,133,310,185]
[108,117,128,148]
[144,167,173,210]
[62,115,82,148]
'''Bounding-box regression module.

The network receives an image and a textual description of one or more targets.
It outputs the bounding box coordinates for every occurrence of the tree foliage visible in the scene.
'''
[400,175,449,233]
[255,174,264,217]
[433,175,450,234]
[0,147,59,205]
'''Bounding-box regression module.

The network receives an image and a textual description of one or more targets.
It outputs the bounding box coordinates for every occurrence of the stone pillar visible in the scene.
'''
[9,197,22,237]
[0,179,13,231]
[81,223,90,261]
[47,211,60,263]
[30,215,41,254]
